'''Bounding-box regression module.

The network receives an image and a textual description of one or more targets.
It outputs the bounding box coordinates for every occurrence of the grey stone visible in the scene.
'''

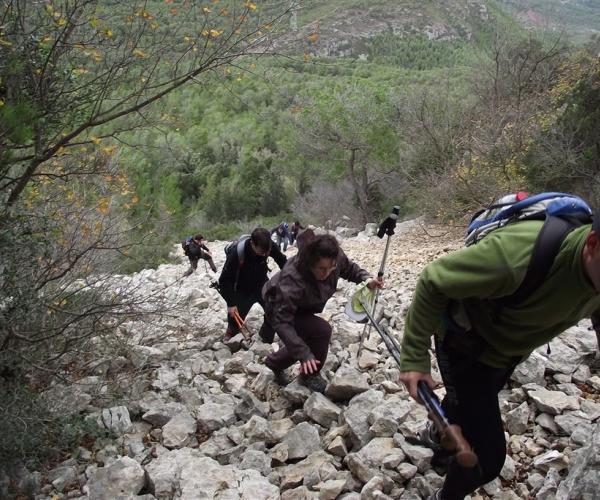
[98,406,133,435]
[240,449,272,476]
[283,422,321,460]
[195,401,237,432]
[162,411,196,449]
[528,388,580,415]
[533,450,569,472]
[304,393,341,427]
[511,352,546,386]
[537,468,561,500]
[556,421,600,500]
[282,378,313,404]
[555,411,592,435]
[343,389,384,448]
[326,435,348,457]
[278,452,335,490]
[325,365,369,401]
[243,415,294,444]
[235,388,270,421]
[506,402,530,435]
[129,345,166,369]
[86,457,145,500]
[394,434,433,473]
[142,401,187,427]
[368,398,412,436]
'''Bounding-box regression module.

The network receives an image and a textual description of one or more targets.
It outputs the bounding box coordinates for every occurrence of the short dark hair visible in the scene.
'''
[194,234,204,241]
[251,227,271,252]
[297,233,339,273]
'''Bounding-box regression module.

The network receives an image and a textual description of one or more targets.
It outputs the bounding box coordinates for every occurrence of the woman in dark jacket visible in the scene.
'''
[261,230,383,392]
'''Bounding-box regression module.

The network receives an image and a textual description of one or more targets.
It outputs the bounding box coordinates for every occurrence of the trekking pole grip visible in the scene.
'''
[443,425,478,468]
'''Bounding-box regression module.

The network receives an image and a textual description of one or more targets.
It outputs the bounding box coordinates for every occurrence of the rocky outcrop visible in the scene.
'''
[276,1,491,58]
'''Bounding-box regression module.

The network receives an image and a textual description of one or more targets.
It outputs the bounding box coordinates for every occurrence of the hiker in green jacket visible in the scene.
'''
[399,219,600,500]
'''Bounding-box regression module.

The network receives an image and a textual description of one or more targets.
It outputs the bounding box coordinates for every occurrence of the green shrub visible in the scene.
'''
[0,383,108,472]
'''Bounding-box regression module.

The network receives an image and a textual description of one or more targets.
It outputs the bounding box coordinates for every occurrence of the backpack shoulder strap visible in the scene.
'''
[237,237,248,267]
[498,215,580,307]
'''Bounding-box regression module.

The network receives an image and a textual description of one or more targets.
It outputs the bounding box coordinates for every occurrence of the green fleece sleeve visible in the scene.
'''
[399,227,533,373]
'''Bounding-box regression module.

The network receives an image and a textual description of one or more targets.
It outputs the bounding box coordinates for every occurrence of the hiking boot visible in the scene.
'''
[299,373,327,394]
[272,369,291,386]
[420,421,453,475]
[419,421,442,452]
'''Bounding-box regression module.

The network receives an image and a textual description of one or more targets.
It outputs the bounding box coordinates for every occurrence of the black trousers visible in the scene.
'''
[435,333,516,500]
[184,255,217,276]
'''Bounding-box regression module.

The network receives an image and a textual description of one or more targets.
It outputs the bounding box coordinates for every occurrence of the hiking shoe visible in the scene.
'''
[272,369,291,386]
[299,373,327,394]
[419,421,442,452]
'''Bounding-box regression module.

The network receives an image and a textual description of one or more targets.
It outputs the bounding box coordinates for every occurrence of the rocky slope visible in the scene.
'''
[277,0,491,57]
[13,220,600,499]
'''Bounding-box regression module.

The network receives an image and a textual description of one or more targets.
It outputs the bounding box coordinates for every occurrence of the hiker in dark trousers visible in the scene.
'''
[270,221,291,252]
[289,220,304,246]
[218,228,286,342]
[182,234,217,276]
[399,217,600,500]
[262,230,383,393]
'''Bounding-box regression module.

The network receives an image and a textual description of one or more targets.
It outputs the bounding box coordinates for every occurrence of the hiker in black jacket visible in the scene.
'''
[182,234,217,276]
[270,221,291,252]
[289,220,305,246]
[218,227,287,342]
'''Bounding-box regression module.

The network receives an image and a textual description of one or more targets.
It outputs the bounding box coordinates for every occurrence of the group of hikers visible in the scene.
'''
[179,192,600,500]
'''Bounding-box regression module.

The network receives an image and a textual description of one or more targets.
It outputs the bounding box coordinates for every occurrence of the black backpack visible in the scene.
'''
[224,235,250,291]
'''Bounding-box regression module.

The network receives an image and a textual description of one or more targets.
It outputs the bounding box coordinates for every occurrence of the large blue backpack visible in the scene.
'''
[466,192,593,306]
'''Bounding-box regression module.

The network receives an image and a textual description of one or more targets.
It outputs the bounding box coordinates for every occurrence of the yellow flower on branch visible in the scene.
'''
[244,1,257,11]
[98,198,110,215]
[203,7,211,13]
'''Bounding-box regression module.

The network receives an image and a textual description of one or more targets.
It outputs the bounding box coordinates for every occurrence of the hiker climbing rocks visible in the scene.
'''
[182,234,217,276]
[270,221,291,252]
[289,220,304,246]
[399,193,600,500]
[218,227,286,342]
[262,230,383,393]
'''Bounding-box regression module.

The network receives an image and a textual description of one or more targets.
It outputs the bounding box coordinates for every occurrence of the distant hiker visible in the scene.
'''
[399,198,600,500]
[262,230,383,393]
[182,234,217,276]
[289,220,305,246]
[270,221,291,252]
[218,227,287,342]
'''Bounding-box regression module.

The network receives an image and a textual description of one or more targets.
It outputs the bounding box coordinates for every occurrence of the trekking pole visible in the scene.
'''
[417,381,478,468]
[356,295,478,469]
[231,310,253,340]
[357,206,400,358]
